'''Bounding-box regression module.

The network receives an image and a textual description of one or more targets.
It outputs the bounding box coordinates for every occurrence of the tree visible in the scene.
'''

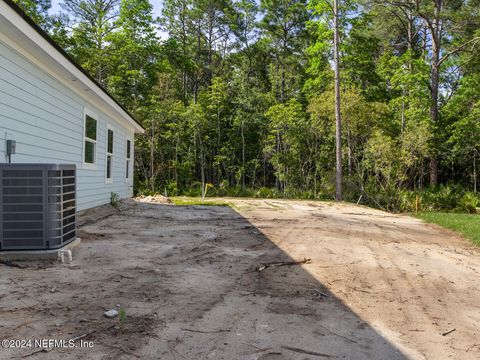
[36,0,480,205]
[231,0,260,78]
[161,0,196,103]
[260,0,308,102]
[107,0,160,110]
[446,74,480,192]
[204,76,229,183]
[61,0,120,83]
[187,103,210,198]
[265,99,307,195]
[307,0,360,200]
[14,0,51,27]
[374,0,480,185]
[333,0,342,200]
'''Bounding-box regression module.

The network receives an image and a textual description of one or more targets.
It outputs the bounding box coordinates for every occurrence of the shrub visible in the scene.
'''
[110,192,120,207]
[165,181,178,197]
[255,187,280,198]
[458,192,479,214]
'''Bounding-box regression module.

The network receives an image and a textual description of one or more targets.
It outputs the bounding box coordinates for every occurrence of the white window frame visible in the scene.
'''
[125,137,132,183]
[83,108,98,169]
[105,124,114,183]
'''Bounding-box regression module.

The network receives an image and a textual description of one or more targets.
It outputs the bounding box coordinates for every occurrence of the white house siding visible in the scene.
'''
[0,40,135,211]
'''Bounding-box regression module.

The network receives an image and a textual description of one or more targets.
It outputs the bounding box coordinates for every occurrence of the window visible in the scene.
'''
[106,126,114,182]
[84,114,97,166]
[126,139,131,181]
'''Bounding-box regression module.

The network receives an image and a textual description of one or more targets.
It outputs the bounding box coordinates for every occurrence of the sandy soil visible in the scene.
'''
[0,198,479,359]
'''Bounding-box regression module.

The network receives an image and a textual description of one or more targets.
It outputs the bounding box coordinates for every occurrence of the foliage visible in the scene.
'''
[13,0,52,27]
[15,0,480,214]
[118,308,127,325]
[365,185,480,214]
[110,192,120,207]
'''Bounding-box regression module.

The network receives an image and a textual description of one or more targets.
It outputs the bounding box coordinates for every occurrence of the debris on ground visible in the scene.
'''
[281,345,333,358]
[71,331,95,342]
[104,309,119,318]
[22,348,51,358]
[256,257,311,272]
[181,328,230,334]
[442,328,456,336]
[135,195,172,204]
[0,260,28,269]
[311,288,329,298]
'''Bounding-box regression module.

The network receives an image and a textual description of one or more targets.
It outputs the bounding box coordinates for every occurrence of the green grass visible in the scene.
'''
[171,197,230,207]
[415,212,480,245]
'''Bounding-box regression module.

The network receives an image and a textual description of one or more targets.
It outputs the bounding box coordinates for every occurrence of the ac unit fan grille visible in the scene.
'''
[0,164,76,250]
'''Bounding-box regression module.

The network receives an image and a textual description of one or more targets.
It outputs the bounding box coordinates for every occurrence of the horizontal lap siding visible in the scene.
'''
[0,40,134,211]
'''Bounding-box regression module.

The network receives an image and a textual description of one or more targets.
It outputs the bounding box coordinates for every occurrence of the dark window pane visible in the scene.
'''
[127,140,131,159]
[85,116,97,140]
[107,155,112,179]
[126,160,130,179]
[108,129,114,154]
[84,141,95,164]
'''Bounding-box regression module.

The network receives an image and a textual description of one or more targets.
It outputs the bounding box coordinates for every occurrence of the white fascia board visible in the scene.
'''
[0,1,144,134]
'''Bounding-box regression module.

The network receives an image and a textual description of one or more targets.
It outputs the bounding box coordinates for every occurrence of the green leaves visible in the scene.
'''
[26,0,479,199]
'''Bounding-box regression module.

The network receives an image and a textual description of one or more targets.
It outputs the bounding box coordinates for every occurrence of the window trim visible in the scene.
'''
[82,108,98,169]
[105,124,114,183]
[125,137,132,183]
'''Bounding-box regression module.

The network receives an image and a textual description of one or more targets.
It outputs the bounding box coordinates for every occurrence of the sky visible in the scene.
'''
[49,0,164,18]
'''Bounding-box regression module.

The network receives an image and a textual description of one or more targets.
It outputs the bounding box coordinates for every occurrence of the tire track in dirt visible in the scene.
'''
[2,199,478,360]
[230,199,480,360]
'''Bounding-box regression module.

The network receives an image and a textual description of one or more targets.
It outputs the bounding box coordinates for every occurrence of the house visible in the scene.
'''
[0,0,145,211]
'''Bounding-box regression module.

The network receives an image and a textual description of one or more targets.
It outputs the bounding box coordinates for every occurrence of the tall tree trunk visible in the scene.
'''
[194,23,201,104]
[181,9,188,103]
[474,150,477,193]
[407,9,413,51]
[207,11,213,86]
[241,119,245,190]
[175,137,179,190]
[276,132,281,190]
[217,107,221,185]
[333,0,343,201]
[419,158,424,190]
[200,137,206,201]
[428,0,442,187]
[150,123,155,192]
[429,57,440,186]
[347,126,352,176]
[281,36,287,102]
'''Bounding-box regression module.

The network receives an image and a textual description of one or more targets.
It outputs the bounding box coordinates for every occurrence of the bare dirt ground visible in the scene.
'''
[0,198,479,359]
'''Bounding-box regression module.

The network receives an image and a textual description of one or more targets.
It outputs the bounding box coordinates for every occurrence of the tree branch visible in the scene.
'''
[439,37,480,66]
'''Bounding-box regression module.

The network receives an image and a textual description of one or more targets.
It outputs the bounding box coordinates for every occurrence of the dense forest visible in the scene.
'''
[15,0,480,211]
